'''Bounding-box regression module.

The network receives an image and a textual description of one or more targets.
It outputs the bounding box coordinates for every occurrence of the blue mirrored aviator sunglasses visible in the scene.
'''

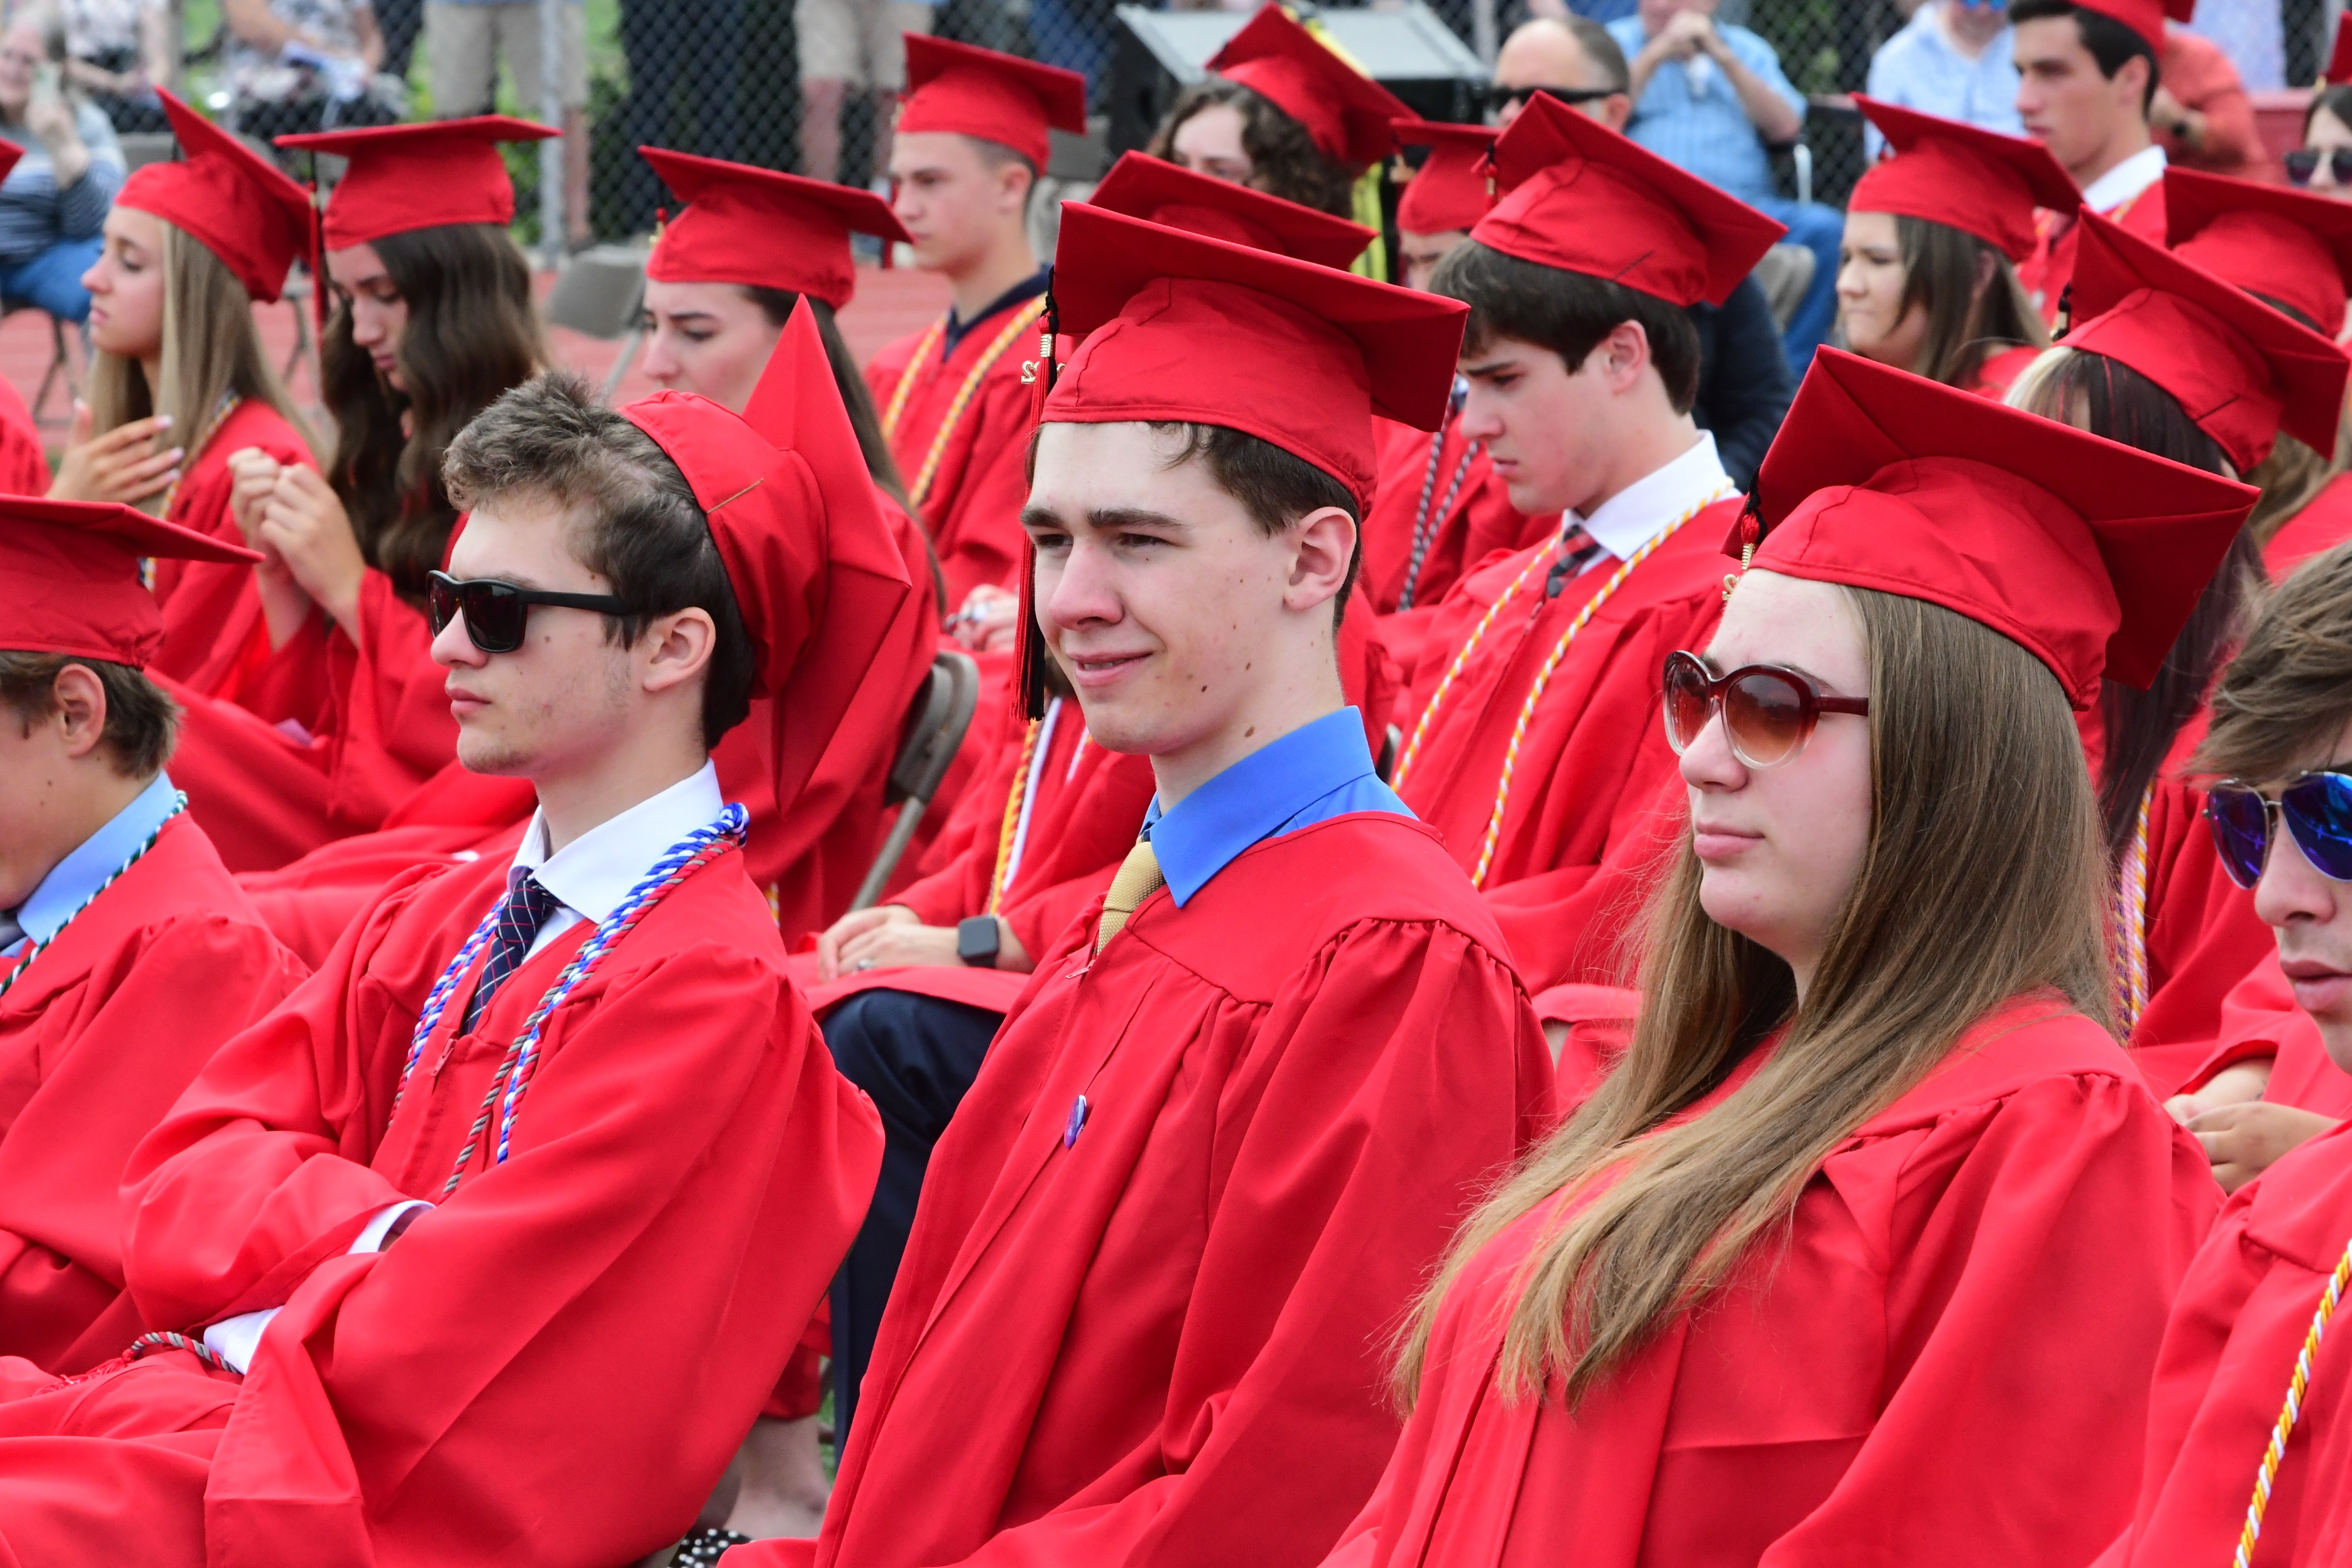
[2205,771,2352,889]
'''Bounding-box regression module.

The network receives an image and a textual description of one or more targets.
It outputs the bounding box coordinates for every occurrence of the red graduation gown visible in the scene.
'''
[2266,473,2352,580]
[864,307,1046,608]
[2178,956,2352,1121]
[2019,180,2168,325]
[1361,416,1547,685]
[0,835,883,1565]
[1392,497,1744,993]
[2124,768,2277,1095]
[1326,995,2217,1568]
[2100,1118,2352,1568]
[1964,344,2042,402]
[0,814,306,1374]
[161,569,456,873]
[0,374,44,497]
[148,401,318,698]
[751,812,1553,1568]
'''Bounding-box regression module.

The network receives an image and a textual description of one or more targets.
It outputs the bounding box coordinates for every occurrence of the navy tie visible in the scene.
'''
[461,875,563,1034]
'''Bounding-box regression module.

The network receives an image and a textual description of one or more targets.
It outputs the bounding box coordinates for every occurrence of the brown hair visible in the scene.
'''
[0,651,180,778]
[1146,77,1358,218]
[2007,346,2264,857]
[321,222,546,601]
[1890,214,2048,390]
[1393,587,2108,1407]
[2195,542,2352,782]
[87,220,313,512]
[1433,238,1703,415]
[441,372,754,748]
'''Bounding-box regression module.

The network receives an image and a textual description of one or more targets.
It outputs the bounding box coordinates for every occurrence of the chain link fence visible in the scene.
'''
[133,0,2340,253]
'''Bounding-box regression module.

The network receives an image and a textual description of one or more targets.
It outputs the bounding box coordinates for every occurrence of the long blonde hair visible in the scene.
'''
[88,219,311,510]
[1393,587,2110,1408]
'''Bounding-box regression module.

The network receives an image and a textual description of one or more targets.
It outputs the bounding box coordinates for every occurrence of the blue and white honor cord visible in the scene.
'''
[0,792,187,1003]
[398,803,749,1197]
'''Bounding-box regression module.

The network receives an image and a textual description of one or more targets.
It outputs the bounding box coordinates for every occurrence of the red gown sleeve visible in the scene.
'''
[1756,1072,2219,1565]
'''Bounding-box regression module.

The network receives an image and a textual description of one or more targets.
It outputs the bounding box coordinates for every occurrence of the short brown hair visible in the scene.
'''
[1433,238,1704,415]
[2195,544,2352,782]
[0,652,180,778]
[442,372,755,749]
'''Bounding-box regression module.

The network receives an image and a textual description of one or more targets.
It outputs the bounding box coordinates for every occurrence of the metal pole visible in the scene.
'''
[1471,0,1498,68]
[539,0,565,268]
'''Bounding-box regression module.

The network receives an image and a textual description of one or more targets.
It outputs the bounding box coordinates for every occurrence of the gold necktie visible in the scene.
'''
[1094,839,1166,953]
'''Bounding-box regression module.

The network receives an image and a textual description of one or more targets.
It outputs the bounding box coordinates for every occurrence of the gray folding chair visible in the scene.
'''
[848,651,983,911]
[542,245,651,399]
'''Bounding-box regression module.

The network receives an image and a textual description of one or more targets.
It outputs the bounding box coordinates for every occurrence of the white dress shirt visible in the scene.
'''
[2081,143,2167,216]
[1567,430,1738,576]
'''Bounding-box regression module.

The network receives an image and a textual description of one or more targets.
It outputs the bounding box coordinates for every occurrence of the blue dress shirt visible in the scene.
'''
[1863,6,2022,155]
[0,770,181,955]
[1141,708,1411,907]
[1606,16,1805,205]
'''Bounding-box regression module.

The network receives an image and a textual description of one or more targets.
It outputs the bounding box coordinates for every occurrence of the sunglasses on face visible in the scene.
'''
[1482,83,1620,114]
[2205,771,2352,889]
[425,570,632,655]
[1661,650,1871,769]
[2287,148,2352,188]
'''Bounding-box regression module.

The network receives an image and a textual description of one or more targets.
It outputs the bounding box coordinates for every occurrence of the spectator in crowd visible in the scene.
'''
[2291,77,2352,200]
[2155,22,2265,179]
[0,8,123,325]
[58,0,170,132]
[222,0,403,138]
[1491,15,1792,488]
[424,0,589,247]
[1863,0,2022,150]
[798,0,931,187]
[2010,0,2167,320]
[1836,97,2059,399]
[1609,0,1844,372]
[614,0,743,234]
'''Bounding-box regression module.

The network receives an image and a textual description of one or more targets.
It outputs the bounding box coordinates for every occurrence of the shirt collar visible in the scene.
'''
[2080,144,2166,215]
[1142,709,1382,906]
[1568,430,1734,563]
[5,770,181,950]
[510,761,725,925]
[942,265,1052,356]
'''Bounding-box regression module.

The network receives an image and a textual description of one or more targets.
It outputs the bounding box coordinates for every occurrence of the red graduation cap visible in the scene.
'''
[2064,206,2348,469]
[1085,150,1372,269]
[276,115,558,249]
[1848,96,2078,262]
[1473,92,1785,308]
[115,90,312,303]
[1045,201,1467,514]
[1,498,260,669]
[621,302,911,808]
[642,146,908,309]
[1205,6,1411,168]
[1393,117,1498,237]
[2327,10,2352,82]
[897,35,1086,172]
[2164,166,2352,338]
[2069,0,2193,54]
[1740,348,2257,709]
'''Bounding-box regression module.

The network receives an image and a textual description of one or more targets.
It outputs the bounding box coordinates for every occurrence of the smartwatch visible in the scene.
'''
[956,915,1002,969]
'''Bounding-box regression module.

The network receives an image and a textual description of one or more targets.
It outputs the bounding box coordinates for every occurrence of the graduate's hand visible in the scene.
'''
[817,904,920,981]
[257,466,368,636]
[225,447,284,545]
[2183,1102,2339,1192]
[2164,1058,2275,1124]
[951,583,1020,653]
[47,403,181,506]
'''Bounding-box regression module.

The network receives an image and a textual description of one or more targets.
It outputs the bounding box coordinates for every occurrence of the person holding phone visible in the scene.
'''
[0,7,122,325]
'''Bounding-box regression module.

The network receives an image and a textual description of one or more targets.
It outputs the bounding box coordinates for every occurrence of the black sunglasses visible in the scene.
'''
[1482,83,1620,113]
[2205,770,2352,889]
[2286,148,2352,188]
[426,570,632,655]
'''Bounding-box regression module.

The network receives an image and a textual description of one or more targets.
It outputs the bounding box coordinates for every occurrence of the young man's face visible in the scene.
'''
[433,495,640,783]
[888,131,1025,274]
[2252,712,2352,1071]
[1022,421,1348,763]
[1399,229,1468,293]
[2014,15,2144,177]
[1455,333,1618,516]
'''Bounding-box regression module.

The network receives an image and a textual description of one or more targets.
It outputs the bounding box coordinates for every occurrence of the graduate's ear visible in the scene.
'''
[1284,505,1357,617]
[47,663,111,764]
[636,607,718,700]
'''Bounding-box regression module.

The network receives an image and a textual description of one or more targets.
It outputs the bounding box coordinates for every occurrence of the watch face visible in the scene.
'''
[958,916,1000,967]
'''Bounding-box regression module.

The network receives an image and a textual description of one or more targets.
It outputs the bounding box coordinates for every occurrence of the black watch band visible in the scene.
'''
[956,915,1002,969]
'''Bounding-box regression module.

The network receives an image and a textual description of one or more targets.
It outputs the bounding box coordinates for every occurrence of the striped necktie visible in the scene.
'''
[1094,840,1166,953]
[461,874,563,1034]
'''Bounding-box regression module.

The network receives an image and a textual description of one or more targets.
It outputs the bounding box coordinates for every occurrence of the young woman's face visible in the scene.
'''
[2304,105,2352,202]
[82,204,166,362]
[638,278,783,415]
[1680,568,1876,996]
[327,242,411,392]
[1836,209,1928,374]
[1171,104,1253,185]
